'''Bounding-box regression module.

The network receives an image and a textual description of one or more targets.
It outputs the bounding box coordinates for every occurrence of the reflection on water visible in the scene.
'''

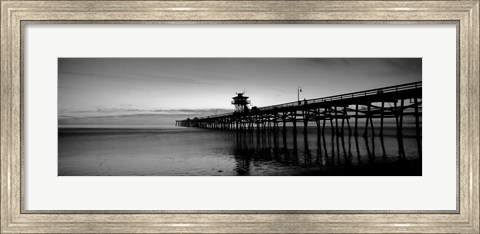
[230,126,420,176]
[58,126,421,176]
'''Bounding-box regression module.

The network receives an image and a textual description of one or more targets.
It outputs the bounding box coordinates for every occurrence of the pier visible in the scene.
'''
[176,82,422,161]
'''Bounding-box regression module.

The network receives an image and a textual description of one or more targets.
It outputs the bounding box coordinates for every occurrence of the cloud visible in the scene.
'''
[59,71,211,86]
[59,107,233,119]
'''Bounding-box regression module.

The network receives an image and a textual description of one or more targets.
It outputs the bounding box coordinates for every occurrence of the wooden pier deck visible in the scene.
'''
[176,81,422,159]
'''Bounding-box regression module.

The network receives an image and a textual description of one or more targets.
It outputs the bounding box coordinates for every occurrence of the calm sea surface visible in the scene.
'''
[58,125,421,176]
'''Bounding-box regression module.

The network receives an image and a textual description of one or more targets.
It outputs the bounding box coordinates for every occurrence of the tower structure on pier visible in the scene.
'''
[232,92,251,113]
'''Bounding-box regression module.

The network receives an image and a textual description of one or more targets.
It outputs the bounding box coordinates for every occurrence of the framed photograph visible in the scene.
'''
[58,57,422,177]
[1,0,478,233]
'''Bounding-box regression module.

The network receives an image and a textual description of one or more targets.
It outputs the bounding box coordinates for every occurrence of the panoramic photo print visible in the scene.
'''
[58,58,422,176]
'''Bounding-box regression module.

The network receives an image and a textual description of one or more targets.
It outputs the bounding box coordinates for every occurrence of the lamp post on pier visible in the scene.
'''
[298,86,302,104]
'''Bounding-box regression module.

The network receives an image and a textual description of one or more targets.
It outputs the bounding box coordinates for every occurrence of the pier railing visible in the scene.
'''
[182,81,421,121]
[258,81,421,111]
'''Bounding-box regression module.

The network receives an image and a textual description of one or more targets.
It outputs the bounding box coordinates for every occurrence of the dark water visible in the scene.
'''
[58,125,421,176]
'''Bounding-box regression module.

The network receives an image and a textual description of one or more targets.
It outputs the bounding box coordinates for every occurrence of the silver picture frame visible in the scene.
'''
[1,1,478,233]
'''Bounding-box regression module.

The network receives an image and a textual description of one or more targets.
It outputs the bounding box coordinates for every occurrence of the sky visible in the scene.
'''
[58,58,421,127]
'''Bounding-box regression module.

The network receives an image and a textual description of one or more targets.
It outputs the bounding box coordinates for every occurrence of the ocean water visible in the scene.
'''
[58,124,421,176]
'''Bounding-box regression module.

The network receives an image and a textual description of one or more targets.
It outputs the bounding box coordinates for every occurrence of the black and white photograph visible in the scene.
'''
[58,58,422,176]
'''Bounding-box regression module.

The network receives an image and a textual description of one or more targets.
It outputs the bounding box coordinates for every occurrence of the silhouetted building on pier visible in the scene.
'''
[232,92,251,113]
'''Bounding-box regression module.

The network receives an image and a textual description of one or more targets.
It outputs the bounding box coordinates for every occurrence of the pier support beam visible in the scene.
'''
[380,101,387,158]
[316,117,323,165]
[414,97,422,158]
[322,108,329,163]
[394,100,406,159]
